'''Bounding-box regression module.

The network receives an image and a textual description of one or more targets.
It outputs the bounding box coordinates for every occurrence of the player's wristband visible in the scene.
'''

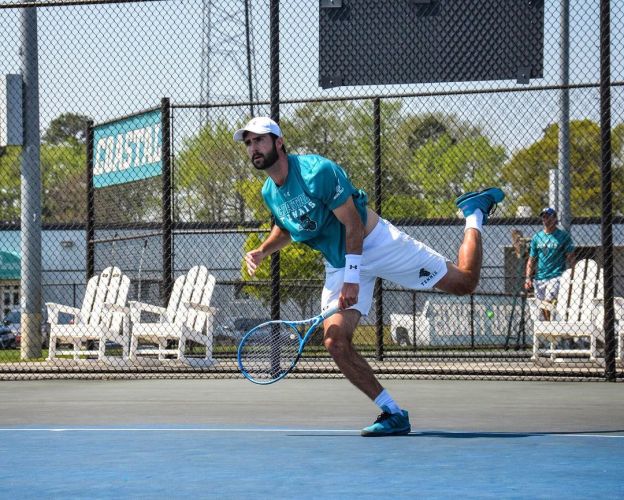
[343,254,362,284]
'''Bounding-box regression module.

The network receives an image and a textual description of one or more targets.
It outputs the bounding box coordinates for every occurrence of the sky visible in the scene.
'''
[0,0,622,155]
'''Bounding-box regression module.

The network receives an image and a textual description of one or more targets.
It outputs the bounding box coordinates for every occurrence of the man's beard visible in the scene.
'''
[251,142,279,170]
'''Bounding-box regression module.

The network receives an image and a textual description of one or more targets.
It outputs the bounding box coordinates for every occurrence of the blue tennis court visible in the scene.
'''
[1,379,623,498]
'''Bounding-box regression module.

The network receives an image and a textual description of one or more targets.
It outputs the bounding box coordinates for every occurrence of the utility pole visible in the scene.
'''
[20,2,43,359]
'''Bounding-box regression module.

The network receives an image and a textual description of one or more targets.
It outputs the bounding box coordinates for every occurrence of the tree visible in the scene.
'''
[501,120,624,217]
[282,100,425,220]
[0,113,101,224]
[39,113,92,223]
[41,142,88,223]
[0,146,21,223]
[42,113,91,146]
[174,120,254,223]
[399,114,507,218]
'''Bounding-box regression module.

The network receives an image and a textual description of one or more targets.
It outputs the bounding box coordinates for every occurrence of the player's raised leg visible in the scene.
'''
[435,187,505,295]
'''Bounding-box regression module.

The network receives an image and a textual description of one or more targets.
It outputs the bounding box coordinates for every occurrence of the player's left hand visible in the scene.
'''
[339,283,359,309]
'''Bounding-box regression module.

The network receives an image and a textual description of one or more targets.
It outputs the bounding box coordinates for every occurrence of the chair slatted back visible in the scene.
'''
[80,267,118,325]
[81,267,130,330]
[104,272,131,333]
[165,266,216,332]
[559,259,601,322]
[187,270,216,333]
[79,273,101,323]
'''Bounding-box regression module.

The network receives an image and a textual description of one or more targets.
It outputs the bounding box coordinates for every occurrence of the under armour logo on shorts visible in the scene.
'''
[349,265,358,270]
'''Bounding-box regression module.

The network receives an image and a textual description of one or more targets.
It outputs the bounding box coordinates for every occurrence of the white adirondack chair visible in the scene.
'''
[390,303,432,346]
[46,267,131,360]
[128,266,217,364]
[592,296,624,361]
[530,259,604,361]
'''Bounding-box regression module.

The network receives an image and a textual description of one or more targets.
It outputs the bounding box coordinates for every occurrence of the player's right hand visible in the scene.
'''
[245,248,265,276]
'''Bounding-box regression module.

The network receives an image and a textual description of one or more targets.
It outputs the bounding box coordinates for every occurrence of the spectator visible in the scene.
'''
[524,207,575,320]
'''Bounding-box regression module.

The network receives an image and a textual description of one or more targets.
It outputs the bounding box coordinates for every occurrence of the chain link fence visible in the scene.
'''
[0,0,622,380]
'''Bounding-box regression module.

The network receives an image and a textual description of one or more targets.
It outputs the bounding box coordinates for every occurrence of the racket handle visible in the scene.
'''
[321,305,341,320]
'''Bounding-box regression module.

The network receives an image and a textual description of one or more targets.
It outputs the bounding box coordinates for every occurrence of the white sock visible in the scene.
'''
[374,389,402,415]
[465,209,483,233]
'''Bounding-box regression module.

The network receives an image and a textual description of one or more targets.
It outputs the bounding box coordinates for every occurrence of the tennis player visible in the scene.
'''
[235,117,504,437]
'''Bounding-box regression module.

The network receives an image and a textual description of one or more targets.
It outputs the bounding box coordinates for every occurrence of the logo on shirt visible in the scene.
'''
[333,183,344,200]
[419,268,431,278]
[275,193,316,223]
[298,214,317,231]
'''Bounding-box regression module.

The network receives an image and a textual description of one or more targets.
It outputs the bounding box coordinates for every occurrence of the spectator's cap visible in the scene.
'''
[233,117,282,142]
[540,207,557,217]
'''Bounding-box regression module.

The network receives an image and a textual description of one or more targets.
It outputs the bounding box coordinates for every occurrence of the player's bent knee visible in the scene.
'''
[435,271,479,296]
[323,332,352,359]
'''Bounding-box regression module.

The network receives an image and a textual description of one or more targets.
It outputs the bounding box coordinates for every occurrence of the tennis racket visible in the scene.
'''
[237,306,340,385]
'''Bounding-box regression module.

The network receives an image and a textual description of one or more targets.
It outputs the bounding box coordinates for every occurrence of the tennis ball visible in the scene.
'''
[485,309,494,319]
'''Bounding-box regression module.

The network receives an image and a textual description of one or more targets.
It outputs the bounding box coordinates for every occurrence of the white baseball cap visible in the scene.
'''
[233,116,282,142]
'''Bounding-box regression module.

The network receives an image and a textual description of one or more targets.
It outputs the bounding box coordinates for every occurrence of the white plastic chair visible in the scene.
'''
[530,259,604,361]
[46,267,131,360]
[128,266,217,364]
[390,303,432,346]
[592,296,624,361]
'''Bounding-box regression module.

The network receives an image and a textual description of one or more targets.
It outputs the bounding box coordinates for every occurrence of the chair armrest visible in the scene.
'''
[128,301,167,324]
[527,298,554,322]
[102,303,130,314]
[186,302,217,314]
[45,303,81,324]
[128,301,166,315]
[594,297,624,321]
[531,299,556,312]
[615,297,624,320]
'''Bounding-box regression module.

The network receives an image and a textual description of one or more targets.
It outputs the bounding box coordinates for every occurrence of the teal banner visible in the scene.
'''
[93,109,162,188]
[0,251,20,280]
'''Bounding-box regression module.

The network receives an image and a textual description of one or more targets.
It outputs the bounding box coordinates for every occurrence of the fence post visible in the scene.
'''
[373,98,384,360]
[599,0,616,381]
[470,294,475,349]
[20,4,42,360]
[161,97,173,305]
[86,121,95,281]
[269,0,281,321]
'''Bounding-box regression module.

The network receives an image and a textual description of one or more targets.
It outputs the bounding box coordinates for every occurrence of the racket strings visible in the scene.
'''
[238,323,301,381]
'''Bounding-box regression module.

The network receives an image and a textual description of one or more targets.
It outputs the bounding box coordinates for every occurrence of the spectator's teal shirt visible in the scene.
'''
[529,228,574,280]
[261,154,368,268]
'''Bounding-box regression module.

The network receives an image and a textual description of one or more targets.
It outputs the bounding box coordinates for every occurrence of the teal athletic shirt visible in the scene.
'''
[261,154,368,268]
[529,228,574,281]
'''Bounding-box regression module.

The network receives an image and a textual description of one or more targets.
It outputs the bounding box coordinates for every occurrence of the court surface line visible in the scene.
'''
[0,427,623,438]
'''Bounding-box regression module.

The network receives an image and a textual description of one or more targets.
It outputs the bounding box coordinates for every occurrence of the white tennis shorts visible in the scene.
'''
[533,276,561,302]
[321,218,448,316]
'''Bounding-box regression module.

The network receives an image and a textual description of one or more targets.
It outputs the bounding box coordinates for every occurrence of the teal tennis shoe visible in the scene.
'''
[455,187,505,224]
[361,406,411,437]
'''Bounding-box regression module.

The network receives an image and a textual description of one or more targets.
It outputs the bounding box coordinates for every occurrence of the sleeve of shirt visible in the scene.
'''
[306,158,355,211]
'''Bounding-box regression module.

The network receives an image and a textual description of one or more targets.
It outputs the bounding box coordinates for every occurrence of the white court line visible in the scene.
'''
[0,428,622,438]
[0,427,360,433]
